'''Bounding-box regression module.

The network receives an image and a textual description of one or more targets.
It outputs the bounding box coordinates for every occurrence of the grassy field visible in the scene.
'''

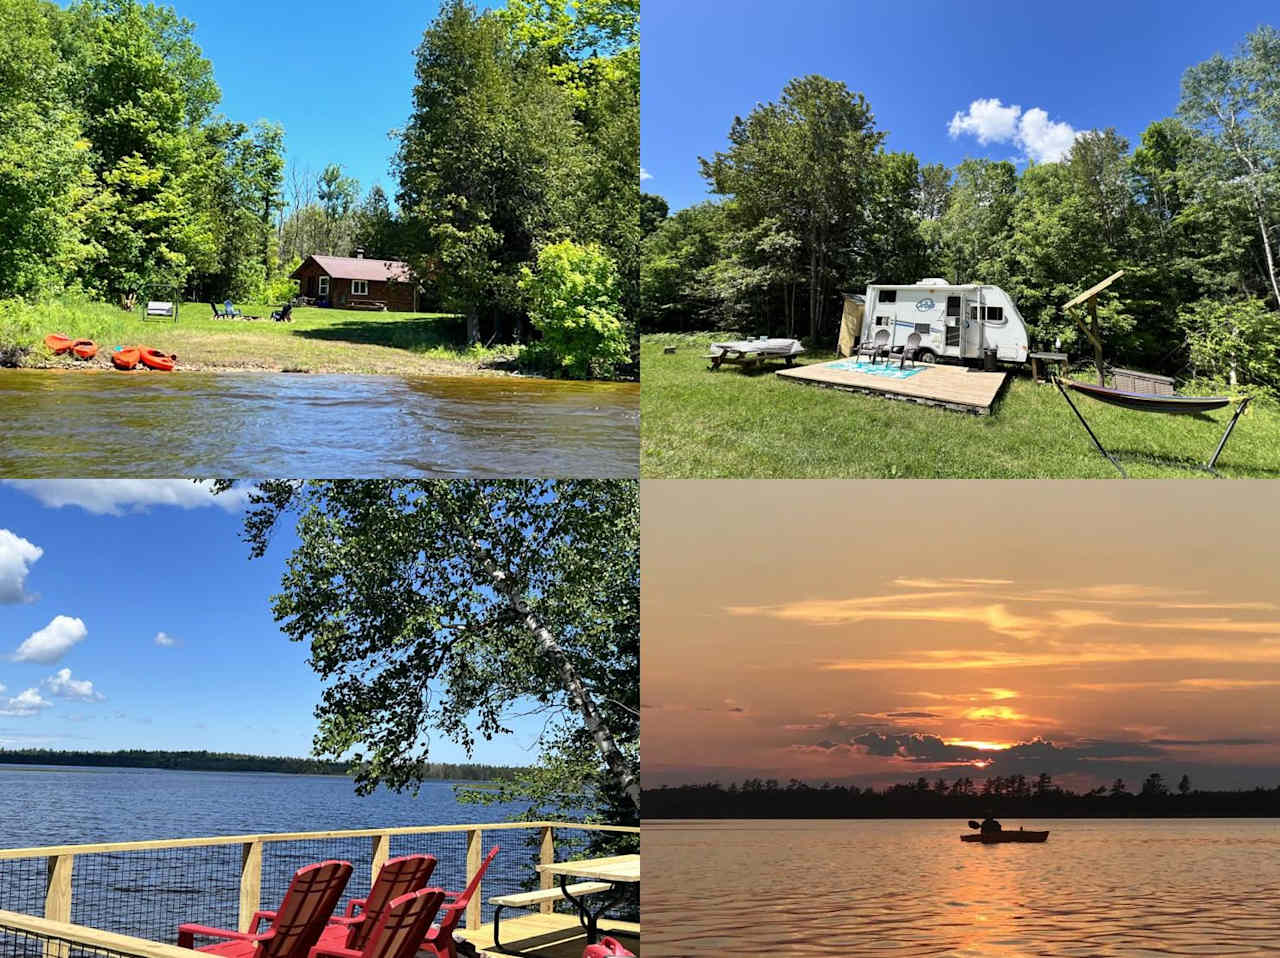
[0,296,520,376]
[641,334,1280,478]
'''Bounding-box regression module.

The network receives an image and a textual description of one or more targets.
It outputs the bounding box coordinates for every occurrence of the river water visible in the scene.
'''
[0,371,638,477]
[643,819,1280,956]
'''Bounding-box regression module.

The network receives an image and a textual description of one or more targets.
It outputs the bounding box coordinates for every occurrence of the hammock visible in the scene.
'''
[1053,376,1251,477]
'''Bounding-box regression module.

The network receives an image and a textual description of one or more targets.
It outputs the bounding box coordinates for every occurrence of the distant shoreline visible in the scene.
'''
[0,749,524,782]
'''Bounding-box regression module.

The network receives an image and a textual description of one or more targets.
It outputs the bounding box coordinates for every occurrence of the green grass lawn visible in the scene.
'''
[0,296,520,376]
[641,334,1280,478]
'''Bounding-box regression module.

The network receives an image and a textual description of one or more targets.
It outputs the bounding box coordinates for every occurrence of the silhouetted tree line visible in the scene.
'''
[0,748,521,781]
[644,772,1280,818]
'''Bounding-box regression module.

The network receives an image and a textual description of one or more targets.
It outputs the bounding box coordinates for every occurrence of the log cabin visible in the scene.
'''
[290,250,420,311]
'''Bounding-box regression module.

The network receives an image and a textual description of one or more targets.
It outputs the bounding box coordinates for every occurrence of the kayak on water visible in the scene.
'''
[72,339,98,360]
[45,333,74,354]
[961,829,1049,843]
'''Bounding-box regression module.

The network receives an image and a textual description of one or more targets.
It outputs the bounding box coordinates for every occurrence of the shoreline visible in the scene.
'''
[3,358,638,385]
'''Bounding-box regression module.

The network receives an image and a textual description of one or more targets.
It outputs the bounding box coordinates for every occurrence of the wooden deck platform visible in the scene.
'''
[776,358,1008,414]
[463,914,641,958]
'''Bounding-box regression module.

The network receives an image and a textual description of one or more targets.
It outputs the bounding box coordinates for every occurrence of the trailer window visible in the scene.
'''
[982,306,1005,325]
[915,323,931,335]
[878,290,897,303]
[874,315,891,328]
[946,295,961,317]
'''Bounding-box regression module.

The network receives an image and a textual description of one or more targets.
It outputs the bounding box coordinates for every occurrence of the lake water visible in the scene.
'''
[643,819,1280,956]
[0,371,638,477]
[0,766,575,939]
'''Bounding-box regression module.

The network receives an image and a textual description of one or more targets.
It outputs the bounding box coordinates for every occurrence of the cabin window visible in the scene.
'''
[352,280,369,296]
[878,290,897,303]
[946,295,961,317]
[318,275,330,296]
[982,305,1005,325]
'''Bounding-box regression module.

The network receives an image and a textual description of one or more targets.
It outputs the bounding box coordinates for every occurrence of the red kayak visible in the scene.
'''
[45,333,74,354]
[72,339,98,360]
[111,346,141,370]
[138,347,176,372]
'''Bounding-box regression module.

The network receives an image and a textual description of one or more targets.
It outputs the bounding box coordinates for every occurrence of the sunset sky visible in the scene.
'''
[642,481,1280,792]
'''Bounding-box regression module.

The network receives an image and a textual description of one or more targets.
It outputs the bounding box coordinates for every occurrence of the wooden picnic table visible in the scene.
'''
[535,854,639,944]
[1029,351,1069,384]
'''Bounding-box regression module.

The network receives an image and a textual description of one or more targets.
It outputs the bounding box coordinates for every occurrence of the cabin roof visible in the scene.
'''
[291,255,412,282]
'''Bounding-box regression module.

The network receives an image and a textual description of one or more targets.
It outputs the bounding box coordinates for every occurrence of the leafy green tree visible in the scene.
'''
[519,240,629,378]
[1179,296,1280,389]
[701,74,885,340]
[639,192,669,238]
[395,0,584,342]
[353,185,399,258]
[639,201,726,332]
[221,480,639,817]
[0,0,91,297]
[939,158,1017,284]
[1178,25,1280,308]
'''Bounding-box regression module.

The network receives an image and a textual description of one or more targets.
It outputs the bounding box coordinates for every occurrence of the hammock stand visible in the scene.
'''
[1054,376,1251,477]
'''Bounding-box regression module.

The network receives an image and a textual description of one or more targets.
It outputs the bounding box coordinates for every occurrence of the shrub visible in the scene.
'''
[1179,297,1280,393]
[518,241,629,379]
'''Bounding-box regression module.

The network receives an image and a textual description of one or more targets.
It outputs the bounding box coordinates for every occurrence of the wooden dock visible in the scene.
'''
[466,914,642,957]
[776,358,1008,414]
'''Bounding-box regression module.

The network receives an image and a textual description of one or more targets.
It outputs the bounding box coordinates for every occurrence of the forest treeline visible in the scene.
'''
[640,25,1280,392]
[644,773,1280,819]
[0,748,521,780]
[0,0,637,374]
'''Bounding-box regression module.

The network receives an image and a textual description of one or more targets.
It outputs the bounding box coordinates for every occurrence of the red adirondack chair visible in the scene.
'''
[583,938,635,958]
[308,888,446,958]
[421,846,499,958]
[178,860,353,958]
[317,855,437,951]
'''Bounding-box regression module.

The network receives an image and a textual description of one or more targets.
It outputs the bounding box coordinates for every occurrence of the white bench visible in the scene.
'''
[488,882,613,954]
[146,301,176,319]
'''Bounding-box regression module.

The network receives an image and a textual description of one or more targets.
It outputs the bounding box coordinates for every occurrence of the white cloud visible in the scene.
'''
[948,97,1081,163]
[5,480,254,516]
[1017,108,1080,164]
[0,529,43,604]
[948,97,1021,144]
[640,168,653,182]
[43,668,104,702]
[154,632,178,647]
[13,615,88,664]
[2,687,53,716]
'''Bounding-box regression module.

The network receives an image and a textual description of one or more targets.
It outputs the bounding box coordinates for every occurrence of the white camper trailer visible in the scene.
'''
[858,279,1030,365]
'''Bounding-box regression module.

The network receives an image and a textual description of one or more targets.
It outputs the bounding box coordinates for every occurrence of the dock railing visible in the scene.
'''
[0,822,638,948]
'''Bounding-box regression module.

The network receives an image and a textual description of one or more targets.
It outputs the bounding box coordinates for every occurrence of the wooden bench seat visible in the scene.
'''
[488,882,613,954]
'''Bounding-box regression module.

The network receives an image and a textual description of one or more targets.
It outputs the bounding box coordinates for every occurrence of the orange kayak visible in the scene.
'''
[139,347,176,372]
[72,339,97,360]
[45,333,74,354]
[111,346,140,370]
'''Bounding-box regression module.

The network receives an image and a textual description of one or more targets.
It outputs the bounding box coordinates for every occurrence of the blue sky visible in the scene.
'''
[125,0,501,208]
[0,481,538,765]
[641,0,1278,211]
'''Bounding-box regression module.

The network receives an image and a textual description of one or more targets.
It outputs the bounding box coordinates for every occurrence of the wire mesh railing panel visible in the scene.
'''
[260,836,374,922]
[551,827,639,924]
[472,828,543,924]
[0,860,47,917]
[0,924,149,958]
[70,845,241,944]
[387,831,470,897]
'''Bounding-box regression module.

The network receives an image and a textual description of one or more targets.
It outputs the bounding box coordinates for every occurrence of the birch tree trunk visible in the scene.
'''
[471,543,640,812]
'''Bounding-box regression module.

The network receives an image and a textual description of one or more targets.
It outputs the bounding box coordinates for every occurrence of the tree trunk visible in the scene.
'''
[1252,204,1280,309]
[808,244,818,341]
[466,308,480,344]
[473,546,640,812]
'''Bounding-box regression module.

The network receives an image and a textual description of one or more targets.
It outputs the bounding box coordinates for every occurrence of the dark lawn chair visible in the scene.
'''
[898,332,923,369]
[211,302,232,319]
[855,328,891,363]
